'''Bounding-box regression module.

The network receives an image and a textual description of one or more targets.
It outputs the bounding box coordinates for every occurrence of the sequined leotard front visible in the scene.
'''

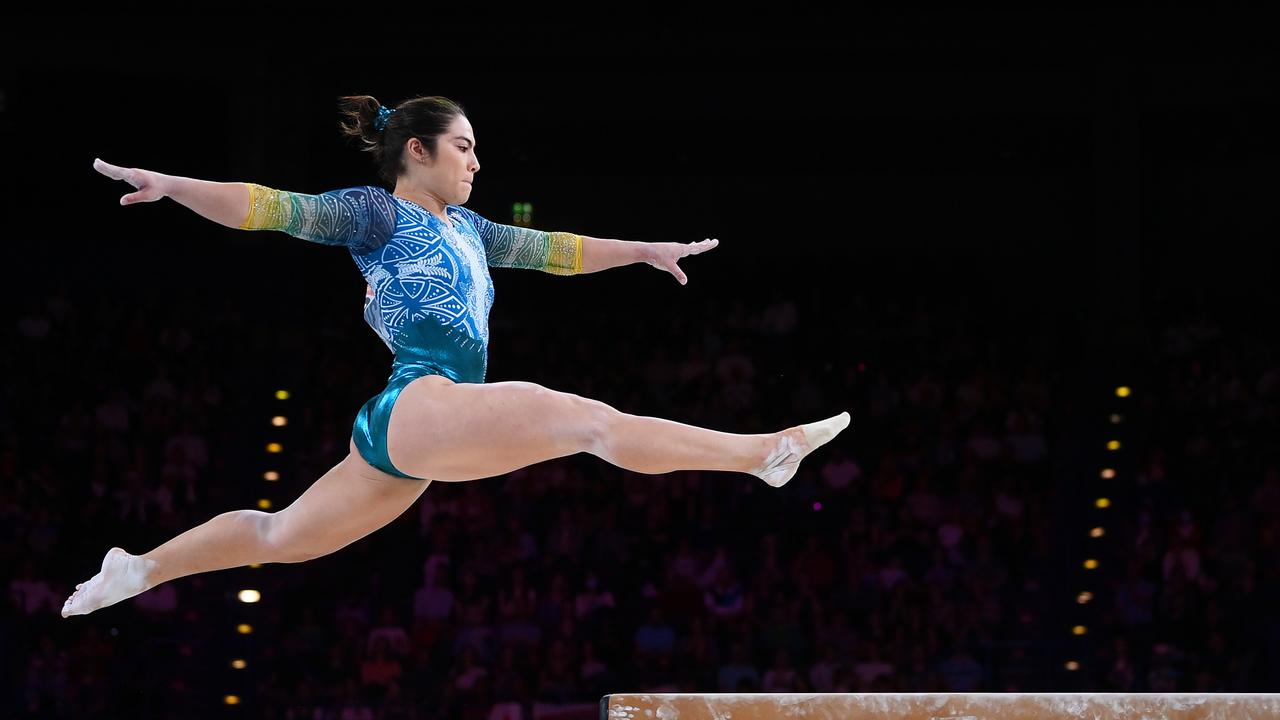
[238,183,583,479]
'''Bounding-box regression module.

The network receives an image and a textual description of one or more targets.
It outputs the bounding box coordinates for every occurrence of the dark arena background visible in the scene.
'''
[2,10,1278,719]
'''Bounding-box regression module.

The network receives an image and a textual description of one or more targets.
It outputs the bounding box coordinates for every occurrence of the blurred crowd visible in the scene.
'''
[2,271,1276,718]
[1092,303,1280,692]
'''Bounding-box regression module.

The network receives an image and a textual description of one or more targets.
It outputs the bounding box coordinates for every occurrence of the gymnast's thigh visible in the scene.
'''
[262,440,432,561]
[384,375,612,483]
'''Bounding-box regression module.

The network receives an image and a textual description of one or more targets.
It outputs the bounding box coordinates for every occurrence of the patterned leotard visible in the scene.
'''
[238,183,583,479]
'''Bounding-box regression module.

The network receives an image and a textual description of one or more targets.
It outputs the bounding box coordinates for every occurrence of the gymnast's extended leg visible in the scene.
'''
[63,377,848,617]
[62,440,430,617]
[384,375,850,487]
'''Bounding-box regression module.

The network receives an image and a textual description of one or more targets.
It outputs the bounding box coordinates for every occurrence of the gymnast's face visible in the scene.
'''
[403,114,480,206]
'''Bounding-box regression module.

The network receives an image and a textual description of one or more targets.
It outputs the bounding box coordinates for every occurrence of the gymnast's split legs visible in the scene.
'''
[62,372,849,618]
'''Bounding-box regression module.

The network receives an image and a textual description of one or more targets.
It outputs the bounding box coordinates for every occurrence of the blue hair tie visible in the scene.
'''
[374,105,395,132]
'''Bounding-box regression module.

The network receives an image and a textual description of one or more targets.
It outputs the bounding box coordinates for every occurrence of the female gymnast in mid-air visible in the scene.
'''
[63,94,849,618]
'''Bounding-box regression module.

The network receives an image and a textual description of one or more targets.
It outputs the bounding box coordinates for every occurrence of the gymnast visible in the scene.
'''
[63,94,849,617]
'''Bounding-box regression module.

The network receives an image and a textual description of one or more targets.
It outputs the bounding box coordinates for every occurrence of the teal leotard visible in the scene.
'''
[239,183,583,479]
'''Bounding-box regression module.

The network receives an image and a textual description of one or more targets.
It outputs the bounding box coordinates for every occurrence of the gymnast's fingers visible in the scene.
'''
[94,158,149,196]
[122,173,161,204]
[670,261,688,285]
[121,186,161,205]
[93,157,127,181]
[685,238,719,256]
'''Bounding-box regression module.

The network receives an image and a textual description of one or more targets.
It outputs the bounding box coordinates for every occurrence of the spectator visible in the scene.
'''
[717,641,760,692]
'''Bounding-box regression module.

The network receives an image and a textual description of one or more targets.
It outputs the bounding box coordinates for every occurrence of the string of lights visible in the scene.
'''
[1065,384,1129,676]
[223,388,289,708]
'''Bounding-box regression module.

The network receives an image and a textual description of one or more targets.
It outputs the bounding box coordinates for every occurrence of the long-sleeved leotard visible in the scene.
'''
[238,182,584,479]
[240,182,582,361]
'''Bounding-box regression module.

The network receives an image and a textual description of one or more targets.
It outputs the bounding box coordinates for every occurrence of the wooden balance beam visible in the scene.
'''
[600,693,1280,719]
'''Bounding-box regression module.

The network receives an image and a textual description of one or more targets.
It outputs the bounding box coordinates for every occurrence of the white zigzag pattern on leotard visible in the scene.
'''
[350,193,496,352]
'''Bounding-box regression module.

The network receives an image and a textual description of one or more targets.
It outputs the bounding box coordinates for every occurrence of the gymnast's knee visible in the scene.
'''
[259,510,324,564]
[578,395,620,457]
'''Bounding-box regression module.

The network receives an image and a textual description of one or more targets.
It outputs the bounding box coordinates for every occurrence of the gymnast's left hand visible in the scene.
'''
[644,238,719,285]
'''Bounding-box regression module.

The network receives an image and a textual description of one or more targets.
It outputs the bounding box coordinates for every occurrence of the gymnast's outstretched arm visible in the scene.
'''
[452,205,719,282]
[93,157,250,227]
[451,204,588,275]
[92,158,392,250]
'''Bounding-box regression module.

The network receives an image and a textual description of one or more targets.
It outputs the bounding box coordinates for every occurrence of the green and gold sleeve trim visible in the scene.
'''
[239,182,296,232]
[545,231,584,276]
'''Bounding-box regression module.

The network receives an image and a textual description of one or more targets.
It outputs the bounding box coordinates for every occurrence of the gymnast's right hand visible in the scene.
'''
[93,158,169,205]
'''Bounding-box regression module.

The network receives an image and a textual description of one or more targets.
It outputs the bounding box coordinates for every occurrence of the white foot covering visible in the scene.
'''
[751,411,851,488]
[62,547,156,618]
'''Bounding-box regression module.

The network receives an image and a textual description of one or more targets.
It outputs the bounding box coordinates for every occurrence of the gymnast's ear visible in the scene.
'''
[404,136,435,165]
